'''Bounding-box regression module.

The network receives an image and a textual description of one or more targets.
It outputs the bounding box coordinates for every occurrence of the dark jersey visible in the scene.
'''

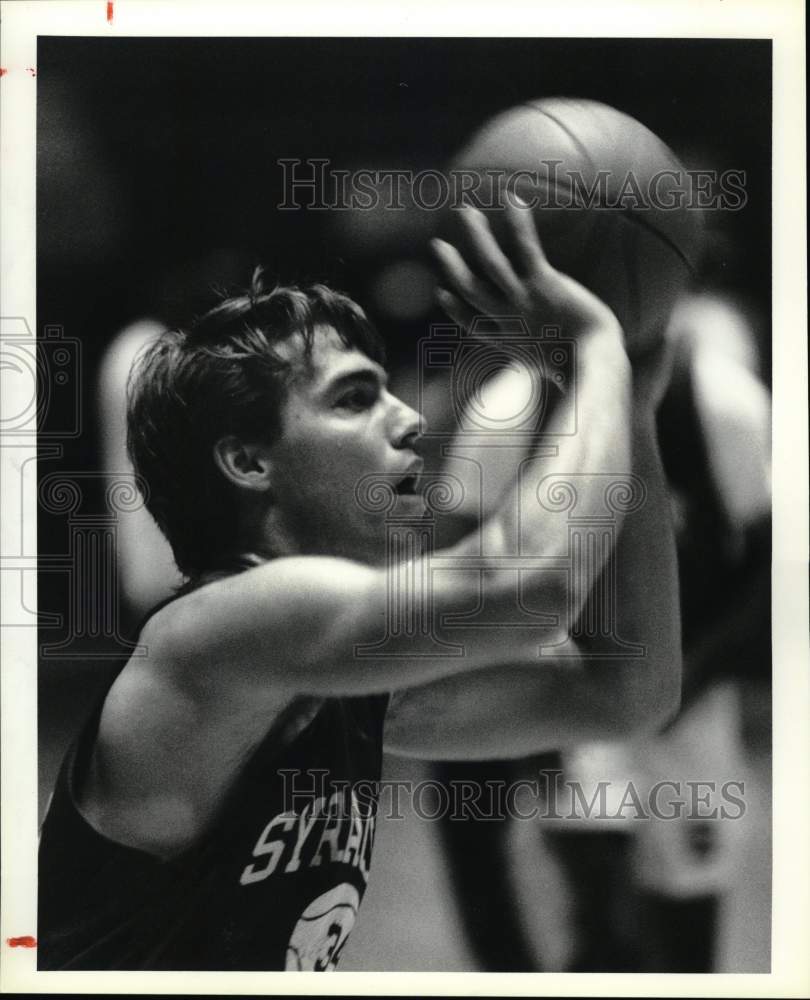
[37,568,389,971]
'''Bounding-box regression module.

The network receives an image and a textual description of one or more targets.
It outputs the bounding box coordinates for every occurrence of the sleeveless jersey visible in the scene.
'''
[37,568,389,971]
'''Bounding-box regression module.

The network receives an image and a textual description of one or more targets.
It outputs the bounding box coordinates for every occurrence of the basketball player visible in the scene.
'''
[37,200,681,970]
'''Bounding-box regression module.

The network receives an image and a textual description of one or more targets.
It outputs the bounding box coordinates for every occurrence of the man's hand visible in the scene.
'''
[431,199,622,340]
[431,196,633,574]
[384,200,683,760]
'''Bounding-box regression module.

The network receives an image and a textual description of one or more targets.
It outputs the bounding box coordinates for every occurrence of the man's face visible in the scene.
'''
[267,326,425,563]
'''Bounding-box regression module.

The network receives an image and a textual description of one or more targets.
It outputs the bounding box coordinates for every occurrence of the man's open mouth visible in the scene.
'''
[395,474,420,496]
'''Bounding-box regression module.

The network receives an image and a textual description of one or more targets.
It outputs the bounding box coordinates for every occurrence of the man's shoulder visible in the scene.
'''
[138,556,379,659]
[80,640,293,856]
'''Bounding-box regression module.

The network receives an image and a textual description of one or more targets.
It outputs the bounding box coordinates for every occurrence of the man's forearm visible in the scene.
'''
[451,325,632,613]
[565,409,682,729]
[384,409,682,760]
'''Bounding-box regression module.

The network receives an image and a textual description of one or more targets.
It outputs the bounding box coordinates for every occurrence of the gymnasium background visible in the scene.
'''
[36,36,772,971]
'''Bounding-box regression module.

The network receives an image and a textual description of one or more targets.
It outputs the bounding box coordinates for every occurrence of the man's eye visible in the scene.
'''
[335,387,376,411]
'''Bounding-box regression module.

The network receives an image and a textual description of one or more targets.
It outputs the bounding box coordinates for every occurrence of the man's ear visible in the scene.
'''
[212,435,275,494]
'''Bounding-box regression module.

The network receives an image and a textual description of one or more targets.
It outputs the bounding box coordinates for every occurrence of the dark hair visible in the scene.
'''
[126,268,385,578]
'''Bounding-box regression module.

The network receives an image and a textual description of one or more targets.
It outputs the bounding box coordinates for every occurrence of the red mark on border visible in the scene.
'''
[107,1,114,24]
[0,68,7,77]
[7,936,37,948]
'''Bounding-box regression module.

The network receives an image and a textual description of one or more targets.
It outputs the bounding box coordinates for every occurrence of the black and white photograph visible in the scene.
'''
[0,0,807,994]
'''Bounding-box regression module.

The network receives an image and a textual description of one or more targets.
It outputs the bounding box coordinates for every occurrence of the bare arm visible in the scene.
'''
[147,348,623,705]
[83,205,642,852]
[433,202,631,569]
[146,203,632,703]
[384,206,681,758]
[384,398,682,758]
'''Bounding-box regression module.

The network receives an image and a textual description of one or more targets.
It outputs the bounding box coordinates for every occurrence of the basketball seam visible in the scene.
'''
[623,208,641,336]
[617,205,700,275]
[298,903,358,921]
[580,194,610,285]
[528,102,600,178]
[525,102,700,275]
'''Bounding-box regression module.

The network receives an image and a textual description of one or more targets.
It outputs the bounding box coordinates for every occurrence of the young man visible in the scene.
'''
[38,202,681,970]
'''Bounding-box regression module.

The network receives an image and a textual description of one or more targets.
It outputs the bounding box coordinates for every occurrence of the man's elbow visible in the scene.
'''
[561,639,682,742]
[612,669,682,738]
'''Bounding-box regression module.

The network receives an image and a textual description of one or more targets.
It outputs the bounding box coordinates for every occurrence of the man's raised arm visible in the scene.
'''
[384,363,682,758]
[146,203,635,705]
[384,202,681,757]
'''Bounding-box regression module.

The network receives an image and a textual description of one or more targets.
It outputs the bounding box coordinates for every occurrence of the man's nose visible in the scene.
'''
[389,394,427,450]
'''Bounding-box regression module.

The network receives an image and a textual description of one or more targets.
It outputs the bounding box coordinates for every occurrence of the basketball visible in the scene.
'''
[442,98,705,357]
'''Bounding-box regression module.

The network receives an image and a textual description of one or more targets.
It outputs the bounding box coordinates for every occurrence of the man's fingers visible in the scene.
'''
[505,194,549,275]
[456,206,527,303]
[430,237,504,315]
[435,286,476,329]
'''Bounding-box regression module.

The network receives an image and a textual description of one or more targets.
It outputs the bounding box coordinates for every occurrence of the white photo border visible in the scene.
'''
[1,0,806,995]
